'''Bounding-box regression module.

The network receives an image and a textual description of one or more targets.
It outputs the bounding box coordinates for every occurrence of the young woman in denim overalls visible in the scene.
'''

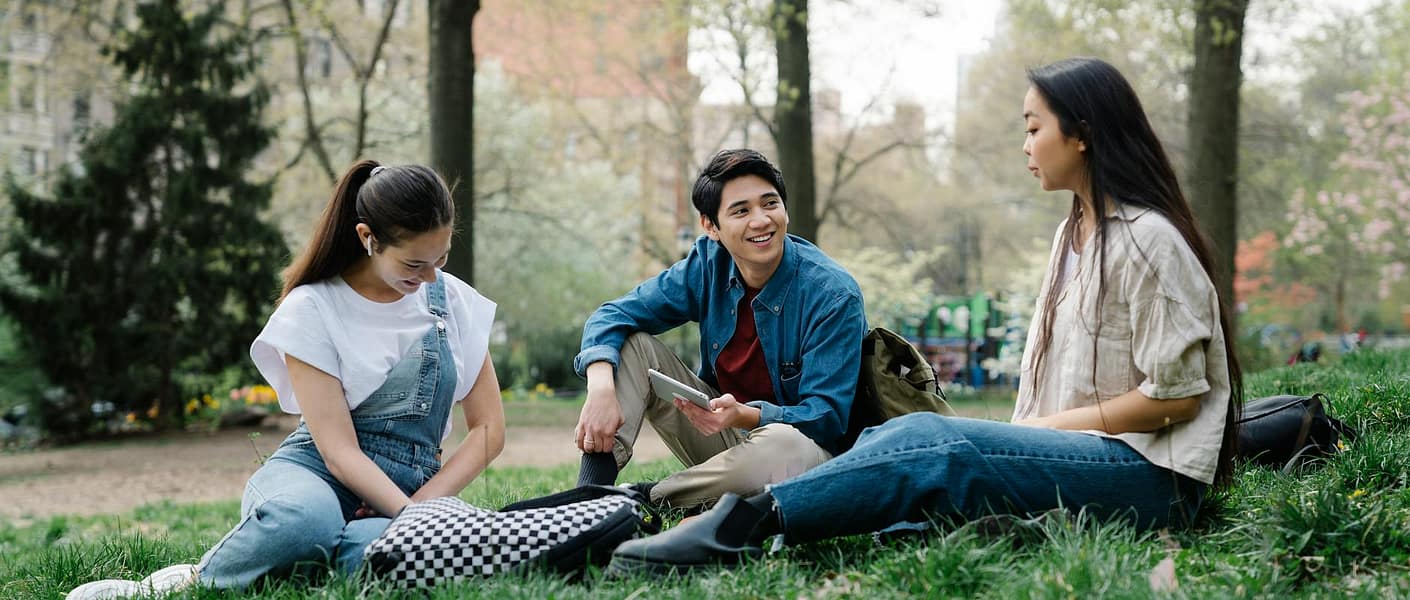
[67,160,505,598]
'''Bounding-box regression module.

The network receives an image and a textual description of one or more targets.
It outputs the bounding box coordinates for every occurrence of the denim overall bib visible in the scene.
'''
[198,278,457,588]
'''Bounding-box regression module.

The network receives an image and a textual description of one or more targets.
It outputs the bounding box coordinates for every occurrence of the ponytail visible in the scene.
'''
[280,160,380,303]
[279,159,454,303]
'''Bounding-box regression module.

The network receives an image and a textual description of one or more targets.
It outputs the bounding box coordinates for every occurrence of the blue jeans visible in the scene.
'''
[769,413,1204,542]
[193,457,399,585]
[196,278,456,588]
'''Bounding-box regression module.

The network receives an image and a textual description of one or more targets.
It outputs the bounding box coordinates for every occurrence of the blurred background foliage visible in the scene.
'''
[1,0,1407,440]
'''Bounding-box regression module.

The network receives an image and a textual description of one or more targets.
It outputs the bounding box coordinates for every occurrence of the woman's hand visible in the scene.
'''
[1013,415,1054,428]
[675,393,761,435]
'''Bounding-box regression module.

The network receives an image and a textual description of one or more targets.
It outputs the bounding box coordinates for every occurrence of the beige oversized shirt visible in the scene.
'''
[1011,204,1231,484]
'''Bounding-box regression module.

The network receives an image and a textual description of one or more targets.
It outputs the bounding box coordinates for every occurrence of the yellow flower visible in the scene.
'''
[534,382,550,394]
[146,404,159,419]
[253,385,277,405]
[210,399,221,410]
[185,399,200,415]
[125,412,137,423]
[1350,489,1367,499]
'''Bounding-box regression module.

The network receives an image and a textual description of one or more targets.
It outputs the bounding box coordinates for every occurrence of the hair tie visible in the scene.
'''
[369,165,387,178]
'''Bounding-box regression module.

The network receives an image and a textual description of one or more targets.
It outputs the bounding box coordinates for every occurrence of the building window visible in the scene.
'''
[307,37,332,78]
[394,1,410,27]
[0,60,9,111]
[20,0,42,30]
[17,146,46,178]
[73,93,91,132]
[16,64,44,113]
[362,0,409,26]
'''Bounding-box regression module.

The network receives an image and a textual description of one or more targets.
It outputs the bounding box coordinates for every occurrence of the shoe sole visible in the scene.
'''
[606,554,717,578]
[606,549,762,579]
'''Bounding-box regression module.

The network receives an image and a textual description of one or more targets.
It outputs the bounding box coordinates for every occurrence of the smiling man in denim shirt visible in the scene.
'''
[571,149,867,509]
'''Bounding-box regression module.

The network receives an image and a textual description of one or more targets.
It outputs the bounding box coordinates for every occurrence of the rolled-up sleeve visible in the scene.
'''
[1131,294,1213,399]
[573,248,702,377]
[1125,229,1218,400]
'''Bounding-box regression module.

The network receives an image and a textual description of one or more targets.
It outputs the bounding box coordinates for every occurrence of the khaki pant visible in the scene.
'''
[608,333,833,509]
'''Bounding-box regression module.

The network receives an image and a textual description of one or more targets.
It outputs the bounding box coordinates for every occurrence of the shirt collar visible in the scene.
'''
[727,235,798,315]
[1108,202,1154,222]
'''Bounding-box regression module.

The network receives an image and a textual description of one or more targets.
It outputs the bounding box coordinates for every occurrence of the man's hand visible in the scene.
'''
[575,363,624,453]
[675,393,760,435]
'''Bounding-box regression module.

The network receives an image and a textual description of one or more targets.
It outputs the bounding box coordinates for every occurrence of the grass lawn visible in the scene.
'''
[4,350,1409,598]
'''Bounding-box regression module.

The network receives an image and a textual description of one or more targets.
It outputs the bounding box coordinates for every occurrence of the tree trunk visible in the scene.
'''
[429,0,479,284]
[773,0,817,242]
[1188,0,1249,323]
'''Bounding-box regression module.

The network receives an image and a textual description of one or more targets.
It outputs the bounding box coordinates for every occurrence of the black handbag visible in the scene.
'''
[1236,394,1356,471]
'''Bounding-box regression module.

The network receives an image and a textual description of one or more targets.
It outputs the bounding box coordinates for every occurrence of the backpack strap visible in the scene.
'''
[500,484,646,512]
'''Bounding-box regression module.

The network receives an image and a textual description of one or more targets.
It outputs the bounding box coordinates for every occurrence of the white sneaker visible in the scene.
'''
[65,579,143,600]
[138,564,198,594]
[66,564,198,600]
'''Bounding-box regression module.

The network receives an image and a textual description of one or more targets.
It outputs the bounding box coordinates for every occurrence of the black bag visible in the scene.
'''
[844,327,956,447]
[364,485,658,586]
[1236,394,1356,471]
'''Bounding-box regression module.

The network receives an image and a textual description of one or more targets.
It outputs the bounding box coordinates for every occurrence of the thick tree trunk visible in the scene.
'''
[429,0,479,284]
[1188,0,1249,322]
[773,0,817,242]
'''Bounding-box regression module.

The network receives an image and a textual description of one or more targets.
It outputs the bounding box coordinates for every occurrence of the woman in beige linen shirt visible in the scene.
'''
[607,57,1244,576]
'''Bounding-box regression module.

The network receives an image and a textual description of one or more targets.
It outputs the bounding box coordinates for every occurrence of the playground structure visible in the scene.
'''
[894,293,1025,389]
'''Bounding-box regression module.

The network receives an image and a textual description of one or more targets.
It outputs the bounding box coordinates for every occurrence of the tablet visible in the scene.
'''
[647,368,713,410]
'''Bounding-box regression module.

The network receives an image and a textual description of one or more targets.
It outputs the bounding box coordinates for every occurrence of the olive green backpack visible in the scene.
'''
[844,327,956,447]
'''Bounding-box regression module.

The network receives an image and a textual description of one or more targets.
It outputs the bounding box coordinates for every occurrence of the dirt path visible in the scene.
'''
[0,415,669,523]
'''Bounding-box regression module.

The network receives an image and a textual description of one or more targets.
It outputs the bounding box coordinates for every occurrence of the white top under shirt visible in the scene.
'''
[1057,245,1080,294]
[250,271,496,440]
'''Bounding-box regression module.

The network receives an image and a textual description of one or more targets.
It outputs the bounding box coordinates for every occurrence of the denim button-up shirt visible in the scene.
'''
[574,234,867,454]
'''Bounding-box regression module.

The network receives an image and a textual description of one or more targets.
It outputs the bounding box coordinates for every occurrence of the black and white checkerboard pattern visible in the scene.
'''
[365,495,644,586]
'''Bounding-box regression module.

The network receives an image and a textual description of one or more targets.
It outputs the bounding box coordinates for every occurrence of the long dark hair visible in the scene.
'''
[280,160,454,302]
[1026,58,1243,487]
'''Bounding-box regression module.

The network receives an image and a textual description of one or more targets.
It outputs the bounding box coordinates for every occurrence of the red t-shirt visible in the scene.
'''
[714,286,776,403]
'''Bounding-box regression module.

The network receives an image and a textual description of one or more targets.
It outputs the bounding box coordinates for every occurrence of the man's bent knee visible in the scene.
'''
[621,332,659,356]
[747,424,832,474]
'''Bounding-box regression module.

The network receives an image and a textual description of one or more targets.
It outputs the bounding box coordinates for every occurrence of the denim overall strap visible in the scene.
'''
[270,276,458,489]
[348,276,458,475]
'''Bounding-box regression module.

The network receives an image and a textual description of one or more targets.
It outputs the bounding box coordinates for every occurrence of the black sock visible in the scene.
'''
[743,491,783,540]
[577,452,619,486]
[628,481,658,502]
[712,492,783,547]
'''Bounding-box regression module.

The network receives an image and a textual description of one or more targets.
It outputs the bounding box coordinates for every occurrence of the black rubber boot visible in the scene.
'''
[606,493,767,577]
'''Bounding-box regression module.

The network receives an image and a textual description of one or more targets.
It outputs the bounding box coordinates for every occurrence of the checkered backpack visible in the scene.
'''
[363,485,658,586]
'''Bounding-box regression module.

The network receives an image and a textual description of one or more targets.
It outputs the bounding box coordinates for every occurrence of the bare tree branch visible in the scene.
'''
[280,0,336,182]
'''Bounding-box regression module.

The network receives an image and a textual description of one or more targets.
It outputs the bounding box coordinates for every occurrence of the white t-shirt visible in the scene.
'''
[250,271,496,440]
